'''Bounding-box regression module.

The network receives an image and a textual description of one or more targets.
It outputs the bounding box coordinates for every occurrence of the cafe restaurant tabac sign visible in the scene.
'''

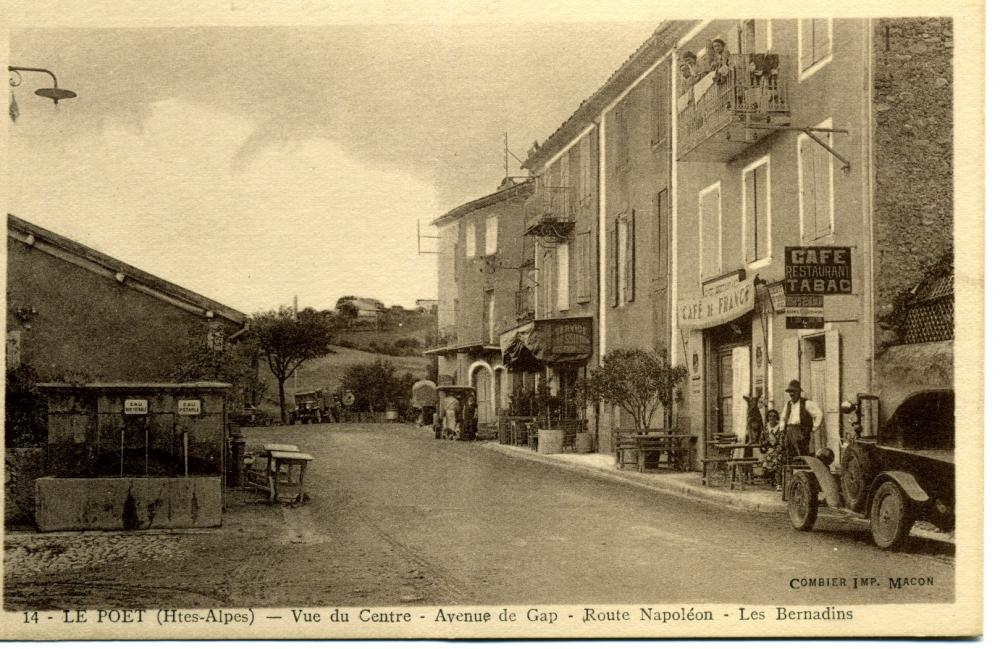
[784,246,853,295]
[678,278,755,329]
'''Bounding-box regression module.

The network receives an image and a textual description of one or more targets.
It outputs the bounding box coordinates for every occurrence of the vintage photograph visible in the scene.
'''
[2,4,983,640]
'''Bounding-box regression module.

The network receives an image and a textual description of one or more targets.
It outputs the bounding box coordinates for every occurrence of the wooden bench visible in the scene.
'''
[613,433,640,470]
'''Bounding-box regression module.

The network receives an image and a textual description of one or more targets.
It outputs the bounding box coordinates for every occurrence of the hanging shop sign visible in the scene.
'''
[784,246,853,295]
[785,295,824,329]
[678,277,755,329]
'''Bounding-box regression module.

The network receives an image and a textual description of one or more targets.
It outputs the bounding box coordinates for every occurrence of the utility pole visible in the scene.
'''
[293,295,299,393]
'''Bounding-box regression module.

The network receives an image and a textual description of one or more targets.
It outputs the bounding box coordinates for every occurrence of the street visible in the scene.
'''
[4,423,954,610]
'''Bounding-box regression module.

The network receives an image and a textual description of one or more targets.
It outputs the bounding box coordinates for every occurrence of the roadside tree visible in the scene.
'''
[250,306,334,422]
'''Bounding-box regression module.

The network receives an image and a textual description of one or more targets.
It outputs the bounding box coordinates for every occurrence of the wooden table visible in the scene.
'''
[703,442,761,490]
[614,433,698,472]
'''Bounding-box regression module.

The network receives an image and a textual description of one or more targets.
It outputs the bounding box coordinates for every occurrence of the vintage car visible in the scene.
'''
[787,388,954,550]
[289,389,340,425]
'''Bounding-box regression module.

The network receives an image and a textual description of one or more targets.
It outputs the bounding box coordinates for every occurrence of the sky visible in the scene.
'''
[8,22,660,314]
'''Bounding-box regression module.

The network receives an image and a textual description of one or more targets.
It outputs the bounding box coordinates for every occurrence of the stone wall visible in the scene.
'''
[5,447,46,526]
[872,18,954,338]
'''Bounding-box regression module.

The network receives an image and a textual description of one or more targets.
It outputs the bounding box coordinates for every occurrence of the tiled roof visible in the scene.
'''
[523,19,699,171]
[430,178,535,227]
[8,213,247,326]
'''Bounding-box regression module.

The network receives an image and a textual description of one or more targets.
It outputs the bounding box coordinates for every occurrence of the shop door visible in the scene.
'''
[717,351,733,435]
[731,347,751,442]
[473,368,494,424]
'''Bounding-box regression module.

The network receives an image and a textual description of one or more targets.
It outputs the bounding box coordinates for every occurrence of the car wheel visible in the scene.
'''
[869,481,915,550]
[788,472,819,531]
[841,444,875,512]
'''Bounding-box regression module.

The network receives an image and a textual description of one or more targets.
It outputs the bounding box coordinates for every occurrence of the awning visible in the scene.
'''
[502,317,593,370]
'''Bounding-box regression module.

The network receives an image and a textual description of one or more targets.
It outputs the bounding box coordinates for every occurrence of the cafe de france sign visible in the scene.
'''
[678,277,755,329]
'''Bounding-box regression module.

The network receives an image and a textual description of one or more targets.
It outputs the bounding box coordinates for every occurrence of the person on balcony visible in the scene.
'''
[679,50,704,84]
[708,38,732,83]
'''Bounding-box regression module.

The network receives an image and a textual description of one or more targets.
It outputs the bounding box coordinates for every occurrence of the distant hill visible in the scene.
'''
[257,345,430,416]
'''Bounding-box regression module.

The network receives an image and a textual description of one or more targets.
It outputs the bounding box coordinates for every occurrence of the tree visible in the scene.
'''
[655,348,689,429]
[584,348,686,434]
[172,327,265,409]
[250,306,334,422]
[341,358,403,414]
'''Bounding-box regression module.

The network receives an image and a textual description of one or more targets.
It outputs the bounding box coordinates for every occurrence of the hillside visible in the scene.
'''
[258,345,430,416]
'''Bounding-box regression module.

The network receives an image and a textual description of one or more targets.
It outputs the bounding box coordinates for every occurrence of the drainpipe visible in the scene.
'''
[864,18,876,393]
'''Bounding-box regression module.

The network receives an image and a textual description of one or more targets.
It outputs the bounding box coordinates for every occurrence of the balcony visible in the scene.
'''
[524,185,576,241]
[677,53,790,162]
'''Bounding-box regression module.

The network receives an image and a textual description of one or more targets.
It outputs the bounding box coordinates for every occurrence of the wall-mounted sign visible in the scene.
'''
[702,269,746,297]
[177,399,202,416]
[124,399,148,415]
[785,295,824,329]
[784,246,853,295]
[679,278,755,329]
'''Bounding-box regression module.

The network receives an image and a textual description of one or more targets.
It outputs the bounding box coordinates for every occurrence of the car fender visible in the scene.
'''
[872,471,930,504]
[796,456,842,508]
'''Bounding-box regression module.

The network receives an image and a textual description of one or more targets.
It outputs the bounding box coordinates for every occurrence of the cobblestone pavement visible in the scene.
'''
[4,423,955,610]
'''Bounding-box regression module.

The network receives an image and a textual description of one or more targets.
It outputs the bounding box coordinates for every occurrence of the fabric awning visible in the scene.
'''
[502,317,593,369]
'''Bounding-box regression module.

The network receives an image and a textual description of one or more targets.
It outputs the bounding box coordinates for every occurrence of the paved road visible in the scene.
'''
[4,423,953,610]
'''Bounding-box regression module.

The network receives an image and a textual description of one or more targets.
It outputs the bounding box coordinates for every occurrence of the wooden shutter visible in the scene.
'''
[576,230,591,302]
[782,336,800,389]
[627,209,636,302]
[799,137,816,240]
[557,242,570,311]
[824,328,842,467]
[799,19,813,72]
[814,19,831,62]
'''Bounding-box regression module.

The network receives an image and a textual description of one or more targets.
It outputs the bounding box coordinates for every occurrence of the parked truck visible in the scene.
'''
[290,389,340,425]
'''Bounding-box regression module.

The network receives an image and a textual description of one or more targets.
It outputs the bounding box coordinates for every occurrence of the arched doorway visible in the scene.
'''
[471,364,494,424]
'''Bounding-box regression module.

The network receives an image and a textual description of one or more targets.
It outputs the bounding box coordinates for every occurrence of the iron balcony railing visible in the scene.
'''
[677,53,790,161]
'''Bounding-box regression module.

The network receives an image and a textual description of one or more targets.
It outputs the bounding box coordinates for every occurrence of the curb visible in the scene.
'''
[479,442,786,515]
[477,442,955,546]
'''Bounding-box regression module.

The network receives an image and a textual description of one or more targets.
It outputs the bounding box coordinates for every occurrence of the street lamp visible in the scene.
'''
[9,65,77,120]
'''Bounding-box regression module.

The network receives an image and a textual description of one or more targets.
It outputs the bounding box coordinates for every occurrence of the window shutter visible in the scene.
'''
[782,336,800,389]
[814,19,831,61]
[557,242,570,311]
[815,133,833,237]
[576,230,591,303]
[627,209,636,302]
[799,138,817,240]
[823,328,842,465]
[610,221,619,307]
[799,20,812,72]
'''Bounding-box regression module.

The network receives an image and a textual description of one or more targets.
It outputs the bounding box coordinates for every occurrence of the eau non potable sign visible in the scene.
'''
[784,246,852,295]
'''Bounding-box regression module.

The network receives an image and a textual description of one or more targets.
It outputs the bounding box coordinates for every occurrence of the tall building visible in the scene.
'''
[428,179,534,426]
[670,18,952,468]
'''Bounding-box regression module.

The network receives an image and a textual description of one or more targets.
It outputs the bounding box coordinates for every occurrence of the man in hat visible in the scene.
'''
[779,379,823,458]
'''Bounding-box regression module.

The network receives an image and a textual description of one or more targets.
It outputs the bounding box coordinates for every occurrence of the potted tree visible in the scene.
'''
[585,349,687,469]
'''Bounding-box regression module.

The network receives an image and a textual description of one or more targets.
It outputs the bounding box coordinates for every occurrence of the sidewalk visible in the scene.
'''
[480,442,954,545]
[482,441,784,514]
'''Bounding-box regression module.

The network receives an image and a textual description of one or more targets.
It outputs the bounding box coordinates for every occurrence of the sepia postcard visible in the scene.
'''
[0,0,984,640]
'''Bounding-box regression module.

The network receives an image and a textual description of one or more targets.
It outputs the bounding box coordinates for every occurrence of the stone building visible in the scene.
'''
[670,18,952,468]
[6,213,248,381]
[428,179,535,426]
